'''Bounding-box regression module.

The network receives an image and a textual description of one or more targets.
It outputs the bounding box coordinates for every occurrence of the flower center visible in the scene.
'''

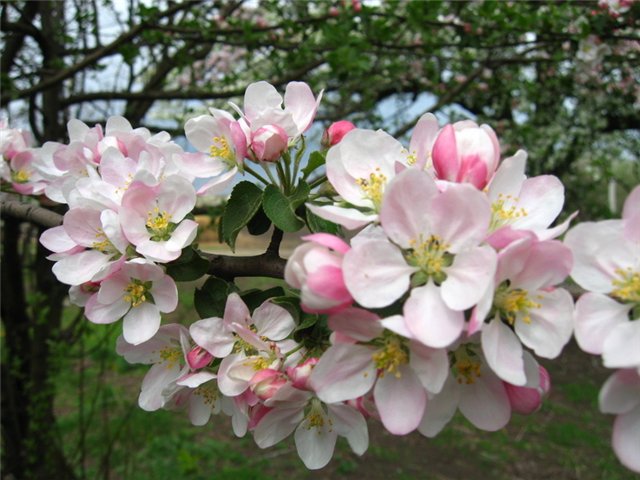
[92,228,118,255]
[494,284,541,325]
[304,399,332,431]
[194,384,219,406]
[146,207,174,241]
[372,335,408,378]
[611,267,640,303]
[124,280,150,307]
[490,193,527,230]
[406,235,452,285]
[210,136,236,167]
[356,168,387,210]
[452,347,482,385]
[159,346,183,368]
[11,169,31,183]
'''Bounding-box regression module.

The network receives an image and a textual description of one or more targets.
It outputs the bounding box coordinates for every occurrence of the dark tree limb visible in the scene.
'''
[1,198,64,228]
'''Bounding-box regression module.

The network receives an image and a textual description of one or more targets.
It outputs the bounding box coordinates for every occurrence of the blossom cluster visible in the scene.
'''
[2,79,638,472]
[566,185,640,473]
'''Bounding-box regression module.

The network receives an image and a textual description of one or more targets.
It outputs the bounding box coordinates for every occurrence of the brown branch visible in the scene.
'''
[202,251,286,279]
[1,199,63,228]
[62,87,246,106]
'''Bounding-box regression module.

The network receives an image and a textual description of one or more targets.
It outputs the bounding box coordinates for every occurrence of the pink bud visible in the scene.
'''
[249,368,287,400]
[322,120,356,147]
[431,121,501,189]
[351,0,362,12]
[328,6,339,16]
[286,357,318,390]
[187,346,213,370]
[250,124,288,162]
[505,366,551,415]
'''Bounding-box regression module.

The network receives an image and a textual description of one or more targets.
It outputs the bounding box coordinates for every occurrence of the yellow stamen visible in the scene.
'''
[123,281,148,307]
[406,235,452,284]
[159,346,183,368]
[356,168,387,210]
[611,268,640,303]
[490,193,527,230]
[194,385,219,406]
[92,228,117,254]
[454,358,483,385]
[11,169,31,183]
[210,136,235,166]
[372,335,409,378]
[494,286,541,325]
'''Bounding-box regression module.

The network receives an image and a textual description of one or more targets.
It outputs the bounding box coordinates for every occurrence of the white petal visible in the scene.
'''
[343,240,414,308]
[482,318,526,386]
[404,282,464,348]
[442,245,496,311]
[123,303,161,345]
[294,415,338,470]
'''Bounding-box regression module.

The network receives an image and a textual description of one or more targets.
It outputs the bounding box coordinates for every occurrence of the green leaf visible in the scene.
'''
[221,181,263,251]
[165,247,210,282]
[194,277,236,318]
[246,206,271,236]
[302,151,326,179]
[262,185,305,232]
[295,313,318,331]
[289,181,310,209]
[240,286,286,311]
[306,209,342,236]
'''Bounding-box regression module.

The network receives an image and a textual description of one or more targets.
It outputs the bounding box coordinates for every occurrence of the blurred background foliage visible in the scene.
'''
[1,1,639,479]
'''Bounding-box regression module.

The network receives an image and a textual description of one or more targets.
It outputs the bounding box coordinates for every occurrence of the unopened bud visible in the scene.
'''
[286,357,318,390]
[249,368,287,400]
[187,346,213,370]
[321,120,356,148]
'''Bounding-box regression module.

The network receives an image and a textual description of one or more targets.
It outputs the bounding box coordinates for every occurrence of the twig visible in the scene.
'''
[1,198,64,228]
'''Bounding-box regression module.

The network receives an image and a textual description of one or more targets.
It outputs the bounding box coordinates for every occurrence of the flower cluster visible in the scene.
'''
[2,79,637,473]
[565,186,640,473]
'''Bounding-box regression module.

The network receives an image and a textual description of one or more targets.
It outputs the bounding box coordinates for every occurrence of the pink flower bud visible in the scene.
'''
[284,233,353,313]
[187,346,213,370]
[328,6,339,16]
[286,357,318,390]
[249,124,288,162]
[504,366,551,414]
[322,120,356,147]
[249,368,287,400]
[431,121,501,189]
[351,0,362,12]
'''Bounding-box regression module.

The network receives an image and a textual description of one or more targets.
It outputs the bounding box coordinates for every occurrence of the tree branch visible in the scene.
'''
[1,1,202,106]
[202,251,286,279]
[1,198,64,228]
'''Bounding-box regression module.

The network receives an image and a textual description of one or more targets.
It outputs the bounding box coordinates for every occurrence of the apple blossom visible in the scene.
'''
[343,168,497,348]
[284,233,353,313]
[119,176,198,263]
[599,369,640,473]
[566,185,640,369]
[85,258,178,345]
[307,128,410,229]
[472,236,574,385]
